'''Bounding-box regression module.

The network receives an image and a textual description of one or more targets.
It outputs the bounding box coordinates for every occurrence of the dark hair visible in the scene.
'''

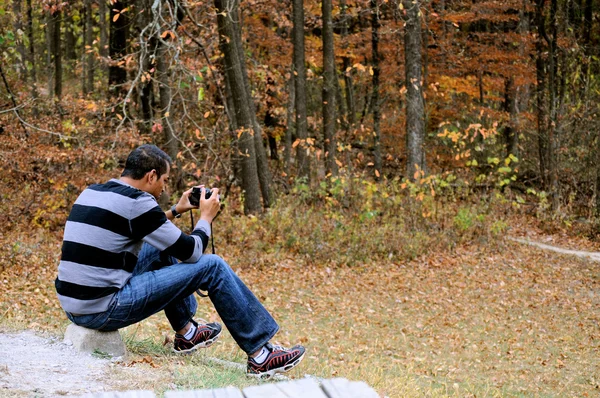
[121,144,172,180]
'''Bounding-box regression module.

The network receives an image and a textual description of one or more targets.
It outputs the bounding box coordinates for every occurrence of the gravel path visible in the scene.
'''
[0,331,118,397]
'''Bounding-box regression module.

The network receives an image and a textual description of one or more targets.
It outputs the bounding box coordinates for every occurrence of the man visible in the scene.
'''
[55,144,305,378]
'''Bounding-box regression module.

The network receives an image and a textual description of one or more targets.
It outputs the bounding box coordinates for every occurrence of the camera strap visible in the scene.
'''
[190,211,214,298]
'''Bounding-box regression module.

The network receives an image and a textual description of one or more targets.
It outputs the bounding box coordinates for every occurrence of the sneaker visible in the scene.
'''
[247,343,306,378]
[173,320,222,354]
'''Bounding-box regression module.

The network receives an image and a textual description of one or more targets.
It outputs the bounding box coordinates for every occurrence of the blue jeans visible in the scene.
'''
[66,243,279,354]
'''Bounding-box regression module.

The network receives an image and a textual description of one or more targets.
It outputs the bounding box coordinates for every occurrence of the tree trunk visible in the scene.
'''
[156,39,182,189]
[595,131,600,215]
[109,0,130,95]
[12,0,28,82]
[323,0,337,177]
[137,0,154,133]
[404,0,426,180]
[293,0,310,180]
[53,10,62,99]
[535,0,549,188]
[232,7,272,208]
[215,0,262,215]
[503,76,518,158]
[46,10,54,97]
[285,64,295,174]
[83,0,94,94]
[547,0,559,209]
[64,9,77,73]
[583,0,592,52]
[371,0,382,179]
[340,0,355,126]
[99,0,109,82]
[27,0,36,84]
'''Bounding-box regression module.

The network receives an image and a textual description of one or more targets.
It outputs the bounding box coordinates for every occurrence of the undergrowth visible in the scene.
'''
[217,175,513,267]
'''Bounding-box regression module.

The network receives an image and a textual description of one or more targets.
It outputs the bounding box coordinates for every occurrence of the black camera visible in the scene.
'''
[189,187,214,207]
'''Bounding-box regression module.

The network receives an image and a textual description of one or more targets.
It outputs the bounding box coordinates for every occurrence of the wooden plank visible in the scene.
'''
[243,378,328,398]
[164,386,244,398]
[320,378,379,398]
[79,391,156,398]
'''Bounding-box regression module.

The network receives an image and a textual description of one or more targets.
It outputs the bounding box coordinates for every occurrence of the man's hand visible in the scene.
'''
[173,186,198,215]
[199,187,220,224]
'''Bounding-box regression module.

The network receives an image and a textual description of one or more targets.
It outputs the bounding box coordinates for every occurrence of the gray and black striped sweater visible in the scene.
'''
[55,179,210,315]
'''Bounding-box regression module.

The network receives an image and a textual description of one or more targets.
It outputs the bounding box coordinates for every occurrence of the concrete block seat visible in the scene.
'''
[64,324,126,357]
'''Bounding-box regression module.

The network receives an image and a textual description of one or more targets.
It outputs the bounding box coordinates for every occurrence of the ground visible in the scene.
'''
[1,230,599,397]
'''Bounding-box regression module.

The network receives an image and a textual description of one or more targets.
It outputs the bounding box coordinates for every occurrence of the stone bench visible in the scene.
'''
[64,324,127,357]
[78,377,379,397]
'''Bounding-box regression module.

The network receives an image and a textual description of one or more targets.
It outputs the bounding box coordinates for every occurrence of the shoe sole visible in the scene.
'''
[246,351,306,379]
[172,331,222,354]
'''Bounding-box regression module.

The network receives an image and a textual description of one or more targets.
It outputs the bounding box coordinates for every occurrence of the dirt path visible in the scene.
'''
[509,237,600,262]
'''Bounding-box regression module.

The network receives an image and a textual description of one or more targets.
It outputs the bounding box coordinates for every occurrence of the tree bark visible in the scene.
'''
[46,10,54,97]
[503,76,518,158]
[156,40,180,186]
[596,131,600,215]
[137,0,155,134]
[109,0,130,95]
[64,9,77,70]
[285,64,295,174]
[323,0,337,176]
[339,0,353,128]
[292,0,310,180]
[371,0,382,179]
[99,0,109,84]
[535,0,549,189]
[215,0,262,215]
[232,7,272,208]
[12,0,28,82]
[53,10,62,99]
[404,0,426,180]
[83,0,94,94]
[26,0,36,84]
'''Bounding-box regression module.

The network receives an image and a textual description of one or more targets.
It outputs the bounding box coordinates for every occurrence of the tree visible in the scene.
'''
[12,0,27,82]
[339,0,355,127]
[371,0,382,179]
[109,0,130,95]
[404,0,425,179]
[232,7,273,208]
[322,0,337,177]
[292,0,309,180]
[215,0,263,214]
[46,5,62,99]
[83,0,94,94]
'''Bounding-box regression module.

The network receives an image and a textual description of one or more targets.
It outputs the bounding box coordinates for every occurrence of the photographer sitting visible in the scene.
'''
[55,144,305,378]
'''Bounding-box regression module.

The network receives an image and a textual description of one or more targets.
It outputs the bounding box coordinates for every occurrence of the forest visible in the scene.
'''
[1,0,600,396]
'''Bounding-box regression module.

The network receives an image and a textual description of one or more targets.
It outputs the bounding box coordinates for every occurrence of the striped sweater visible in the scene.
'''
[55,179,210,314]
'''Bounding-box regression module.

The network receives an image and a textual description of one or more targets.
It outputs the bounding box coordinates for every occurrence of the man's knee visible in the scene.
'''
[204,254,230,270]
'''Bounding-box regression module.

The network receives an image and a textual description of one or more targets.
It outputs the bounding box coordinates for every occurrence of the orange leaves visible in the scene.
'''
[112,7,129,22]
[160,30,176,40]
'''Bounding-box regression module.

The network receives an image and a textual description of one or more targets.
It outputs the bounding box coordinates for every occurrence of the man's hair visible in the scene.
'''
[121,144,172,180]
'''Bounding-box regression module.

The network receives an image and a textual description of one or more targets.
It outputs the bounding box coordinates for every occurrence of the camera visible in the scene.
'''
[189,187,214,207]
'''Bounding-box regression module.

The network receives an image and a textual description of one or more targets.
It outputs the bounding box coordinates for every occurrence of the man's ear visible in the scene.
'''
[146,169,157,184]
